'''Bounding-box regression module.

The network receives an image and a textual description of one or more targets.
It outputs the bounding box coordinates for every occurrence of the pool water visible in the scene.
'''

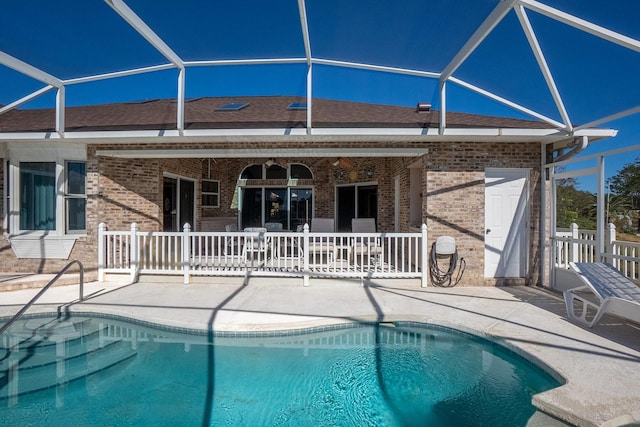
[0,315,560,426]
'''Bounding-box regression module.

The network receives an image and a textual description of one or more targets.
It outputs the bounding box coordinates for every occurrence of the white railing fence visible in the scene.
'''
[98,222,429,286]
[553,223,640,281]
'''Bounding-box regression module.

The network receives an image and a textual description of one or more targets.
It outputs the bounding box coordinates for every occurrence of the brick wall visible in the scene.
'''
[425,142,542,286]
[1,140,544,285]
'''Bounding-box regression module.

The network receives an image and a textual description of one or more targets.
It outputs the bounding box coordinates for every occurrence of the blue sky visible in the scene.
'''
[0,0,638,192]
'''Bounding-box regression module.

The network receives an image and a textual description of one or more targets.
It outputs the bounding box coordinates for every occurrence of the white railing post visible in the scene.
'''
[421,224,428,287]
[606,222,617,266]
[130,222,139,282]
[570,223,579,263]
[98,222,106,282]
[182,223,191,285]
[303,223,310,287]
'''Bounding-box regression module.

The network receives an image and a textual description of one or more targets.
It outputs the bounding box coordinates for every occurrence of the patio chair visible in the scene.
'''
[264,222,284,232]
[351,218,383,266]
[564,262,640,328]
[308,218,336,265]
[223,223,242,257]
[242,227,269,263]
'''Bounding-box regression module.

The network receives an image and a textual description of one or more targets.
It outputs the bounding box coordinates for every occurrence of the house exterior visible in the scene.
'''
[0,96,611,285]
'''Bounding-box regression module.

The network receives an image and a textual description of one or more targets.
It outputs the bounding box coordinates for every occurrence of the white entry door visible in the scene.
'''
[484,168,529,278]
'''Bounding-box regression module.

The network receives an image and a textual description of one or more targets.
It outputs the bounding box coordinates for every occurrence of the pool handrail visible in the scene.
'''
[0,259,84,335]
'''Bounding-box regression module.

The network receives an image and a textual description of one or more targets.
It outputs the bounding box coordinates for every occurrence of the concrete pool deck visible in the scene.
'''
[1,275,639,427]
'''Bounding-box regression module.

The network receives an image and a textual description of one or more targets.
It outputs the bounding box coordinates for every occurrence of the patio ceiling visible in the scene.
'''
[0,0,637,144]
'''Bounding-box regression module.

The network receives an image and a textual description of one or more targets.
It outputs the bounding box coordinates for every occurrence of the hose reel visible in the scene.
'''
[429,236,465,287]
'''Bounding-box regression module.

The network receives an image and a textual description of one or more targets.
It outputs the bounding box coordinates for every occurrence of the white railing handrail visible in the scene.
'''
[98,222,429,287]
[552,222,639,282]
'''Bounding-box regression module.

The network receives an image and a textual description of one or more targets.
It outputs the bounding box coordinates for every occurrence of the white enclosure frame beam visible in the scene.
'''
[438,0,519,134]
[185,58,307,67]
[596,156,605,262]
[439,80,446,134]
[0,86,54,116]
[0,51,63,88]
[177,68,185,134]
[56,87,65,137]
[521,0,640,53]
[574,106,640,131]
[448,76,565,128]
[515,5,572,131]
[440,0,519,82]
[105,0,185,131]
[105,0,184,68]
[297,0,313,133]
[313,58,440,79]
[63,64,175,85]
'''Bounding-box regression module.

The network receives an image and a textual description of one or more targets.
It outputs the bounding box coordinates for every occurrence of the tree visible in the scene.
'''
[556,177,596,229]
[610,157,640,209]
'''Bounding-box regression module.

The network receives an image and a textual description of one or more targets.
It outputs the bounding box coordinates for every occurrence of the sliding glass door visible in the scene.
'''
[163,176,195,232]
[336,184,378,232]
[240,187,312,230]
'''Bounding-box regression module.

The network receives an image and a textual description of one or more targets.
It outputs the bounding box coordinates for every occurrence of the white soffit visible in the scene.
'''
[95,147,430,159]
[0,126,616,145]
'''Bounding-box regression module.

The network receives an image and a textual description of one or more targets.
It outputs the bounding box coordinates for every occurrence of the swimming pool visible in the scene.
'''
[1,314,560,426]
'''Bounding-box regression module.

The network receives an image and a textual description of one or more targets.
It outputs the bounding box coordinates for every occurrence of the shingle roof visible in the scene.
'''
[0,96,551,133]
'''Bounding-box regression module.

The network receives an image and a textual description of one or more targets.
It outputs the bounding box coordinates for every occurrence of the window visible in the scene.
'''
[202,179,220,208]
[290,164,313,179]
[20,162,56,231]
[237,163,314,230]
[240,163,313,180]
[240,164,263,179]
[12,160,86,234]
[265,164,287,179]
[65,161,86,232]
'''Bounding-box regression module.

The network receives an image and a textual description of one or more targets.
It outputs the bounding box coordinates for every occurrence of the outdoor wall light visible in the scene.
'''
[365,168,374,177]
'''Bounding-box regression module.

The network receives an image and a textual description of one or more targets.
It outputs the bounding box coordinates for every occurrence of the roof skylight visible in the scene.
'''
[287,102,307,110]
[216,102,249,111]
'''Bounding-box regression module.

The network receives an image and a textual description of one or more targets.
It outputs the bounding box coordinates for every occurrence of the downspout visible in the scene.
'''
[553,135,589,163]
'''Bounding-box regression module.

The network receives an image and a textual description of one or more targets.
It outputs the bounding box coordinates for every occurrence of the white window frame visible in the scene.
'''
[201,179,220,208]
[64,160,87,234]
[6,142,87,238]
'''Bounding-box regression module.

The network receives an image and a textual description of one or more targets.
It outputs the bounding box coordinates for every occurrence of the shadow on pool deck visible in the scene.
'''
[1,276,640,426]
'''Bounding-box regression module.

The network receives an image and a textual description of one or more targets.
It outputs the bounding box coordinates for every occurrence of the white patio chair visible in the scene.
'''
[242,227,269,263]
[264,222,284,232]
[308,218,336,265]
[223,223,242,257]
[351,218,383,266]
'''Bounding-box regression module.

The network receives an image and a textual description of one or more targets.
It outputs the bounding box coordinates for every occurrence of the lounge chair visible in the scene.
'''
[308,218,336,265]
[351,218,383,266]
[564,262,640,327]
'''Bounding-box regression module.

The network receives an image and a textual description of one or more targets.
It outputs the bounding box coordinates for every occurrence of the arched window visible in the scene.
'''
[237,162,314,230]
[239,163,313,180]
[290,164,313,179]
[240,164,263,179]
[265,164,287,179]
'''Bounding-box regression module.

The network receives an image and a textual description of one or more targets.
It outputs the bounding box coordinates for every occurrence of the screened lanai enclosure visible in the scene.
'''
[0,0,638,287]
